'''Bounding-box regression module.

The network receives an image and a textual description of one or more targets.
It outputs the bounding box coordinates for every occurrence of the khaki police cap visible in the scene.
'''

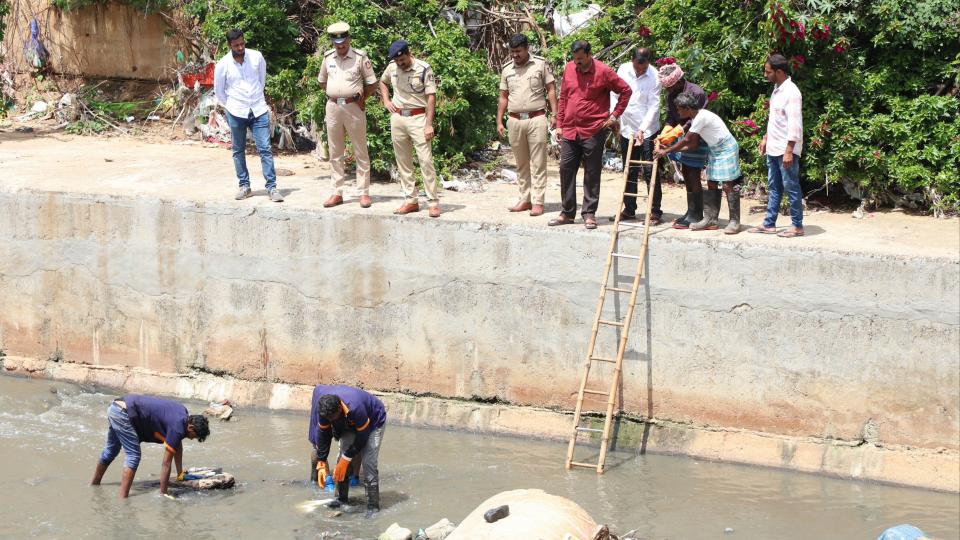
[327,22,350,43]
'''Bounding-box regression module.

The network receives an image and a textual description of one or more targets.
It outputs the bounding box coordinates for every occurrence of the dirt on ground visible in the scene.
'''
[0,119,957,260]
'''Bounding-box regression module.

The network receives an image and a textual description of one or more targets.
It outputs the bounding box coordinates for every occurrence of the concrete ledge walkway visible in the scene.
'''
[1,130,957,260]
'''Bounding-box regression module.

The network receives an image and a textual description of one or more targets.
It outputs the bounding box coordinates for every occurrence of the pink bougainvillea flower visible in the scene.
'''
[707,91,718,102]
[792,54,806,64]
[810,138,823,149]
[655,57,676,66]
[638,25,652,37]
[833,43,846,53]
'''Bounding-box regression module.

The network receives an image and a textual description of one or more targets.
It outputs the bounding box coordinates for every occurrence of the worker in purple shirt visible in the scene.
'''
[308,384,387,517]
[91,395,210,499]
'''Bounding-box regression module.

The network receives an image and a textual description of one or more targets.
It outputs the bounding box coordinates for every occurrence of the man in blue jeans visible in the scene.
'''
[751,53,803,237]
[90,395,210,499]
[214,29,283,203]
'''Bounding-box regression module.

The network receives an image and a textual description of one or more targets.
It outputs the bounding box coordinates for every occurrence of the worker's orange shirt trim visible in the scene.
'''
[154,431,177,453]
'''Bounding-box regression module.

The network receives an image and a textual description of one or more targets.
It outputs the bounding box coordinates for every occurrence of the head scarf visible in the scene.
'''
[658,64,684,88]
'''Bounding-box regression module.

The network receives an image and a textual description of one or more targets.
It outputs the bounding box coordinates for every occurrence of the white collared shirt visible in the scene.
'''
[214,49,269,119]
[766,77,803,156]
[610,63,660,139]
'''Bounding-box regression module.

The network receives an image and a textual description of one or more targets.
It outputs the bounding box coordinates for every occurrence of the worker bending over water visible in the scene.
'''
[309,384,387,518]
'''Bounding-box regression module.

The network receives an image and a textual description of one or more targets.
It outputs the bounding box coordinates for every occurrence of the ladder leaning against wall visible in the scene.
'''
[564,135,660,473]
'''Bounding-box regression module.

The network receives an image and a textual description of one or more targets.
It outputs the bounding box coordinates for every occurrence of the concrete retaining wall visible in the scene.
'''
[0,189,957,489]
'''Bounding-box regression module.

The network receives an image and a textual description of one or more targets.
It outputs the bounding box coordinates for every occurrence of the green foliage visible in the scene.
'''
[0,0,9,43]
[550,0,960,212]
[187,0,301,72]
[65,120,108,135]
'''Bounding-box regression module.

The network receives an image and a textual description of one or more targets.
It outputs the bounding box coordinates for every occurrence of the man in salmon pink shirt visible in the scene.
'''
[549,40,632,230]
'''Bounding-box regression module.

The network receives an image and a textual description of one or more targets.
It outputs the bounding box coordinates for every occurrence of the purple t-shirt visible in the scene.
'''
[123,395,188,452]
[666,79,707,128]
[308,385,386,459]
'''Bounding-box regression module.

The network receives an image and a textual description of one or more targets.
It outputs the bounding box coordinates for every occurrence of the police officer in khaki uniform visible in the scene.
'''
[378,40,441,218]
[317,22,378,208]
[496,34,557,217]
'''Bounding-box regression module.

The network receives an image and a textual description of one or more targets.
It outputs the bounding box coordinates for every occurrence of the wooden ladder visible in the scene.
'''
[564,135,660,473]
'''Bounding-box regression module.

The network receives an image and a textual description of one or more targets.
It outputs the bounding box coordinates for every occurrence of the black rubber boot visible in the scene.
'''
[328,481,349,508]
[364,484,380,518]
[724,189,741,234]
[310,454,319,485]
[673,191,704,229]
[691,189,721,230]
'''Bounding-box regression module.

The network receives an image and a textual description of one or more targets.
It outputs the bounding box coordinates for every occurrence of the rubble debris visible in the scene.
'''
[203,400,234,421]
[172,467,235,490]
[378,523,413,540]
[483,505,509,523]
[56,94,78,123]
[553,4,603,37]
[421,519,456,539]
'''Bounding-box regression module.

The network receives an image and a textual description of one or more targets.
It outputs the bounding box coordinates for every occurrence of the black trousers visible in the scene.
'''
[620,135,662,216]
[559,130,607,218]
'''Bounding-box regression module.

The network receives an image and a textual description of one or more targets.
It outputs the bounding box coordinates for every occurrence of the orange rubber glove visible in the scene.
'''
[332,457,352,483]
[657,124,684,146]
[316,460,329,488]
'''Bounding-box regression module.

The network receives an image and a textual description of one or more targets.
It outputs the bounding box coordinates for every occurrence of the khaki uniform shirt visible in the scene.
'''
[499,55,555,113]
[380,59,437,109]
[318,47,377,99]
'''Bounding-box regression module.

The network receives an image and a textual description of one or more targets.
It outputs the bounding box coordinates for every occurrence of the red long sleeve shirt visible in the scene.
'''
[556,59,632,140]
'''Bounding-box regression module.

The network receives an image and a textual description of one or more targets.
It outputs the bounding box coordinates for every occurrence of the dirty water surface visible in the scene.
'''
[1,375,957,540]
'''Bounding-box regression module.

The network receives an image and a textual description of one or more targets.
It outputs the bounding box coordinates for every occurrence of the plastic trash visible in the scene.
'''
[31,101,48,113]
[876,524,928,540]
[24,20,50,69]
[322,475,361,491]
[553,4,603,37]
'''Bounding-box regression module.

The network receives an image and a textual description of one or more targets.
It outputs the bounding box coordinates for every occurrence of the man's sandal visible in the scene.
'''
[777,228,804,238]
[747,226,778,234]
[548,215,575,226]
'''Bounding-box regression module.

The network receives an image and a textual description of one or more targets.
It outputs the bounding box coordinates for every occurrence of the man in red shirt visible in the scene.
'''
[549,40,632,229]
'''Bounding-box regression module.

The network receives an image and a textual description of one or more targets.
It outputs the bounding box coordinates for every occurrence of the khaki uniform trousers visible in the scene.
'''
[326,100,371,195]
[507,115,550,205]
[390,113,439,206]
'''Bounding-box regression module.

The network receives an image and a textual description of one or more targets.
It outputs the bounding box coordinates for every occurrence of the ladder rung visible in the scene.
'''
[582,389,609,396]
[598,319,624,327]
[569,461,599,469]
[576,427,603,433]
[612,252,640,260]
[605,287,632,293]
[590,356,616,363]
[617,222,645,229]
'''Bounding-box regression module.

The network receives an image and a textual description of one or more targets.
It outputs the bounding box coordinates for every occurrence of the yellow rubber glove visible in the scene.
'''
[332,457,351,483]
[316,460,329,488]
[176,471,186,482]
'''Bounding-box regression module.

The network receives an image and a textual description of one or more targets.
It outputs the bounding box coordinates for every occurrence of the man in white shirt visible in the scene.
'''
[610,48,662,223]
[752,53,803,237]
[214,29,283,203]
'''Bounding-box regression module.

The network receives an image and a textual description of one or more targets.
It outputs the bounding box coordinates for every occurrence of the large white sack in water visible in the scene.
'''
[446,489,601,540]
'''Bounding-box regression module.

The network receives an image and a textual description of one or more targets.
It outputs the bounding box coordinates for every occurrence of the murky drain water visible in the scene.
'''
[1,375,956,539]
